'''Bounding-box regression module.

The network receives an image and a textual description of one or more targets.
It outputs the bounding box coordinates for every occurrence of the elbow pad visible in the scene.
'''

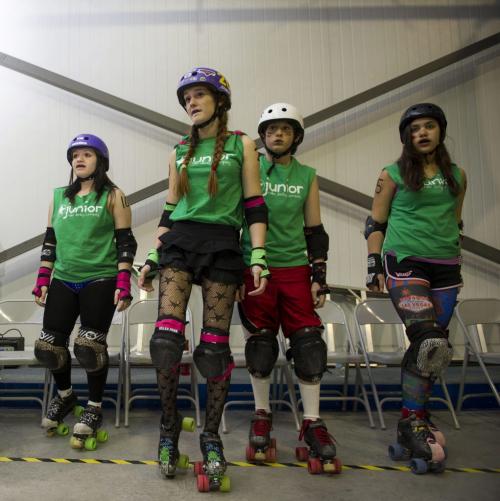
[304,224,329,262]
[41,227,57,262]
[159,202,177,229]
[244,196,268,227]
[364,216,387,240]
[115,228,137,264]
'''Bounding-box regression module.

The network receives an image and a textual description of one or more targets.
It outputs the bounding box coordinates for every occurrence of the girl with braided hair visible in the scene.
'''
[138,67,269,491]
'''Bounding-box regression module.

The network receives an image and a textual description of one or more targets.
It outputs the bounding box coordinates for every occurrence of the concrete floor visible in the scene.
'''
[0,407,499,501]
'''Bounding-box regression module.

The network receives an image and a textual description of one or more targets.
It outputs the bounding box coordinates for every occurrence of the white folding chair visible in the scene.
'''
[123,299,200,427]
[455,298,500,410]
[0,300,50,418]
[354,298,460,430]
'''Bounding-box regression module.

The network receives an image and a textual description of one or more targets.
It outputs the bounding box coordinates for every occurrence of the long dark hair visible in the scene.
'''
[397,126,460,196]
[64,155,117,204]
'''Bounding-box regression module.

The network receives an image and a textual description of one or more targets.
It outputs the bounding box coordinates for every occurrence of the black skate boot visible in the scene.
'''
[194,431,230,492]
[246,410,276,462]
[42,392,80,437]
[70,404,108,451]
[158,413,195,478]
[388,413,446,474]
[296,419,342,474]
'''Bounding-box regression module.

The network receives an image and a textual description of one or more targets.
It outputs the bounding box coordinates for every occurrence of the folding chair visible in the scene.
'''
[0,300,50,419]
[221,308,301,433]
[354,298,460,430]
[455,298,500,410]
[123,299,200,427]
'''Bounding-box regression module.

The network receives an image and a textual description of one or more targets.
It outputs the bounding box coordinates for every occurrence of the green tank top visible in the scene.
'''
[382,163,463,262]
[171,133,244,228]
[51,187,117,282]
[241,155,315,267]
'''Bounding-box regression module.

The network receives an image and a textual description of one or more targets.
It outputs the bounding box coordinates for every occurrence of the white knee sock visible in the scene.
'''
[87,400,102,408]
[58,387,73,399]
[298,380,321,421]
[250,375,271,413]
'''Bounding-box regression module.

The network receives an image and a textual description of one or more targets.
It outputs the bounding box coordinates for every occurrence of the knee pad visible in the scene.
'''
[149,317,186,371]
[74,327,108,373]
[245,329,279,378]
[34,329,70,372]
[193,328,233,380]
[287,327,327,383]
[403,321,452,377]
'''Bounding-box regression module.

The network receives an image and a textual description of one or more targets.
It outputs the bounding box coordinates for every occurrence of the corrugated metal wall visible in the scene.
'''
[1,1,499,299]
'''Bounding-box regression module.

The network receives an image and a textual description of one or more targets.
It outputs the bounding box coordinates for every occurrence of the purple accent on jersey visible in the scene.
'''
[200,330,229,344]
[116,270,132,301]
[409,256,461,265]
[156,317,185,334]
[32,266,52,297]
[244,196,265,209]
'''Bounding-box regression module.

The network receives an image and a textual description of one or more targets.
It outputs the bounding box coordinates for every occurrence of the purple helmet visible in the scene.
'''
[67,134,109,169]
[176,67,231,110]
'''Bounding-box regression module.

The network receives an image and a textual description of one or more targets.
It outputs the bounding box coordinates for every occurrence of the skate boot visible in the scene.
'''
[42,392,81,437]
[158,413,195,478]
[296,419,342,475]
[246,410,276,462]
[388,413,446,474]
[70,404,108,451]
[424,411,446,450]
[194,432,230,492]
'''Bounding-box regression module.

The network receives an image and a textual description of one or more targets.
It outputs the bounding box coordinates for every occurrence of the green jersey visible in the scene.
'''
[241,155,315,267]
[171,133,245,228]
[382,163,463,262]
[51,188,117,282]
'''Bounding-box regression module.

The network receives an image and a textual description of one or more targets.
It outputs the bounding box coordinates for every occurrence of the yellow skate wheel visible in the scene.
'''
[57,423,69,436]
[70,436,83,449]
[84,437,97,451]
[254,451,266,462]
[177,454,189,469]
[74,406,84,418]
[182,417,195,432]
[96,429,108,443]
[220,475,231,492]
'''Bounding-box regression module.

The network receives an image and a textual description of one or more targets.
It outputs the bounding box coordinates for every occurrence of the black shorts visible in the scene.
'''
[384,254,462,290]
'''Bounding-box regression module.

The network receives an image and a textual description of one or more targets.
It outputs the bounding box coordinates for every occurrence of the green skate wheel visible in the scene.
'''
[182,417,195,432]
[74,406,84,418]
[96,429,108,443]
[57,423,69,436]
[84,437,97,451]
[177,453,190,469]
[220,475,231,492]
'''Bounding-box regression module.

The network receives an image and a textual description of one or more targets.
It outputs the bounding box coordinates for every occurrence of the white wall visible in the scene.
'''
[1,1,499,302]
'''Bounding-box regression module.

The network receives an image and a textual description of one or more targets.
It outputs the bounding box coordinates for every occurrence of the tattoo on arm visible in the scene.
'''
[121,195,130,208]
[375,178,383,194]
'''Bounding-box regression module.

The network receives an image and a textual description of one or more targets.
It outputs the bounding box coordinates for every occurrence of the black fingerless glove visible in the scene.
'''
[366,253,383,287]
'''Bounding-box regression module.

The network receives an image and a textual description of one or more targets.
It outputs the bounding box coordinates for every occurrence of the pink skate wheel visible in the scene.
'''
[295,446,309,461]
[266,446,277,462]
[194,461,203,476]
[246,445,256,462]
[197,474,210,492]
[307,457,322,474]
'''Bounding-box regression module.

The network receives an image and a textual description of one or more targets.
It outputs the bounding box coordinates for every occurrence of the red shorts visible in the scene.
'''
[239,265,322,338]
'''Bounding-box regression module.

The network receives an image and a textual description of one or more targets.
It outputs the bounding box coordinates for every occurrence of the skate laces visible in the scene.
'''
[300,420,336,445]
[253,412,271,436]
[79,406,100,427]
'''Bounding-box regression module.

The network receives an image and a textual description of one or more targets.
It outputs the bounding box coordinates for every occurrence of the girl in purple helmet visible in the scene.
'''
[138,67,268,490]
[32,134,137,449]
[364,103,466,474]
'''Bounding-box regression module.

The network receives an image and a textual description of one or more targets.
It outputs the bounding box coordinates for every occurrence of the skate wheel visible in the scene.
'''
[307,457,323,475]
[430,461,446,474]
[388,443,410,461]
[178,454,190,469]
[197,474,210,493]
[56,423,69,436]
[84,437,97,451]
[46,429,56,438]
[246,445,256,462]
[96,429,108,443]
[220,475,231,492]
[182,417,195,433]
[410,458,428,475]
[194,461,204,476]
[295,446,309,461]
[70,436,83,449]
[266,447,277,463]
[74,406,84,418]
[323,457,342,474]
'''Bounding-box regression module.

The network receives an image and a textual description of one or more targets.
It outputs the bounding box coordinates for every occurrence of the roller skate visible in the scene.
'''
[424,411,447,450]
[70,404,108,451]
[42,392,82,437]
[246,410,276,463]
[295,419,342,475]
[388,413,447,474]
[194,432,231,492]
[158,413,195,478]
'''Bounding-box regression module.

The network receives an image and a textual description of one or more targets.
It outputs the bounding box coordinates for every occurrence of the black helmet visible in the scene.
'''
[399,103,447,143]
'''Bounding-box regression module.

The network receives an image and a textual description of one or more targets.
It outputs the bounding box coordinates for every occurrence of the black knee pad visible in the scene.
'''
[150,329,185,371]
[403,321,452,377]
[287,327,327,383]
[245,329,279,378]
[34,329,70,372]
[194,341,233,380]
[74,327,108,373]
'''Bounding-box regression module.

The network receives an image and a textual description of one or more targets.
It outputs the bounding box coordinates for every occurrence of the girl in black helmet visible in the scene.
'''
[364,103,466,474]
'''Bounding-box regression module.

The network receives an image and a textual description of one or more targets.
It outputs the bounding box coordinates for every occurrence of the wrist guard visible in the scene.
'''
[250,247,271,280]
[304,224,329,262]
[32,266,52,297]
[366,253,383,287]
[311,262,330,295]
[116,269,133,301]
[140,248,160,279]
